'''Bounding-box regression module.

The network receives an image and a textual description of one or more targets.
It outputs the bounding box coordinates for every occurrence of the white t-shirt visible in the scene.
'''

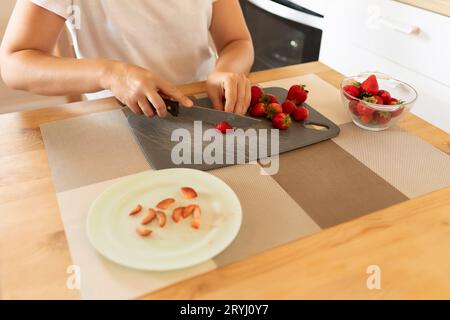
[30,0,217,98]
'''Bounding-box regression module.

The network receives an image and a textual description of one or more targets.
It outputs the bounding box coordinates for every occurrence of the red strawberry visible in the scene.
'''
[281,100,296,115]
[266,103,283,119]
[348,100,359,116]
[251,86,264,106]
[362,95,383,105]
[272,113,292,130]
[292,106,309,121]
[287,85,309,105]
[360,114,373,124]
[378,90,392,104]
[260,94,278,105]
[389,99,405,117]
[360,75,379,95]
[343,85,361,99]
[250,102,267,117]
[373,111,392,124]
[267,94,278,104]
[215,121,233,134]
[356,102,375,116]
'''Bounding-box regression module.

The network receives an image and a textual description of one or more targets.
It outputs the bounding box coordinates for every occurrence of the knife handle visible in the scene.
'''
[115,97,179,116]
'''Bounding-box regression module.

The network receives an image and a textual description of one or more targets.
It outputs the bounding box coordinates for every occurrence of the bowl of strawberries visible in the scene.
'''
[341,72,418,131]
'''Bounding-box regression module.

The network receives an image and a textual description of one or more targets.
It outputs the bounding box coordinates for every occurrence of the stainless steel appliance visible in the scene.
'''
[240,0,324,71]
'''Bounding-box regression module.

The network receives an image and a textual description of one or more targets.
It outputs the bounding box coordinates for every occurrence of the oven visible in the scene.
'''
[240,0,324,71]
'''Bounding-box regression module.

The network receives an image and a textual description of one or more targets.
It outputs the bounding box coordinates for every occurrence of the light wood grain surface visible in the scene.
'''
[0,62,449,300]
[396,0,450,17]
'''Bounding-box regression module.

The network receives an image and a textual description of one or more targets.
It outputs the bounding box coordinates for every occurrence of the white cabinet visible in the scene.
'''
[320,0,450,133]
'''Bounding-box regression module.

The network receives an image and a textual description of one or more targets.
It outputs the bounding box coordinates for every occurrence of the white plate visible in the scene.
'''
[86,169,242,271]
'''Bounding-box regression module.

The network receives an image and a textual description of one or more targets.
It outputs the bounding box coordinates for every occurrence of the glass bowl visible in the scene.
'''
[340,72,418,131]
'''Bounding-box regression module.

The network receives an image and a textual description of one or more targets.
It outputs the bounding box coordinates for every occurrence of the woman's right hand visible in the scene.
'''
[103,62,193,117]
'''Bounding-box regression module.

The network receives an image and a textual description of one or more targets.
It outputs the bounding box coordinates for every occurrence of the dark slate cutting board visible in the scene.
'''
[125,87,340,171]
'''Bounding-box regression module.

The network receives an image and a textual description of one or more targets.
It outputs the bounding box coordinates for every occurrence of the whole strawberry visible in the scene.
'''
[260,94,278,105]
[266,103,283,119]
[281,100,296,115]
[378,90,392,104]
[251,86,264,107]
[250,102,267,117]
[360,75,379,96]
[356,102,375,116]
[343,84,361,99]
[373,111,392,124]
[292,106,309,121]
[215,121,233,134]
[272,113,292,130]
[287,84,309,105]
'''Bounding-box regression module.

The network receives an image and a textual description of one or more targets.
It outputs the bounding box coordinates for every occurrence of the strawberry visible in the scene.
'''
[343,85,361,99]
[266,103,283,119]
[141,208,157,225]
[215,121,233,134]
[292,106,309,121]
[136,227,152,237]
[251,85,264,106]
[191,206,202,230]
[272,113,292,130]
[250,102,267,117]
[362,95,383,105]
[181,187,197,199]
[373,111,392,124]
[259,94,278,105]
[389,99,405,117]
[356,102,375,116]
[129,204,142,216]
[182,204,198,219]
[360,75,379,95]
[359,114,373,124]
[156,211,167,228]
[287,85,309,105]
[348,100,360,116]
[172,207,184,223]
[156,198,175,210]
[378,90,392,104]
[281,100,297,115]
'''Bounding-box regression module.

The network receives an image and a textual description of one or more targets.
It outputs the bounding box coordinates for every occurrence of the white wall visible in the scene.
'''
[0,0,66,114]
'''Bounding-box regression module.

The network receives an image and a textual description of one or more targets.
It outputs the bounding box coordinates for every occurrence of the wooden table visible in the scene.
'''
[1,62,449,300]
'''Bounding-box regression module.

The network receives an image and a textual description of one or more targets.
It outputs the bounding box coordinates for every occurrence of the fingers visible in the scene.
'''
[146,91,168,118]
[224,76,238,114]
[137,98,155,117]
[125,99,143,115]
[243,78,252,115]
[235,75,247,115]
[158,79,193,108]
[207,82,224,111]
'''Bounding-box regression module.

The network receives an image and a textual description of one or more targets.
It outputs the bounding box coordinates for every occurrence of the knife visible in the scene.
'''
[117,97,261,128]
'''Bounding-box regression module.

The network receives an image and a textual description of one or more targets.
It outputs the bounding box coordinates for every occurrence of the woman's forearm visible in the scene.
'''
[1,49,114,96]
[213,39,254,75]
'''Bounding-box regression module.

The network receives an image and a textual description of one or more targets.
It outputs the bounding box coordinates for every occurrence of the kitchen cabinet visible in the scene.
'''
[320,0,450,133]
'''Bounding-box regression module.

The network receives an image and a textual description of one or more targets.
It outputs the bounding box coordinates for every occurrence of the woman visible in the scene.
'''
[0,0,254,117]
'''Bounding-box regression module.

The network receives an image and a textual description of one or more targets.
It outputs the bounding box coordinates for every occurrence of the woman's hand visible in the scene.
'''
[104,62,193,117]
[207,71,252,115]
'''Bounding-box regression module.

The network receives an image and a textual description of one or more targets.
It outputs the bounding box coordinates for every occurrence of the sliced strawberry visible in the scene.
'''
[281,100,296,115]
[272,113,292,130]
[292,106,309,122]
[156,211,167,228]
[191,218,201,230]
[141,208,157,225]
[191,206,201,230]
[182,204,198,219]
[156,198,175,210]
[250,102,267,117]
[215,121,234,134]
[360,75,379,95]
[266,103,283,119]
[181,187,198,199]
[136,227,152,237]
[172,207,184,223]
[129,204,142,216]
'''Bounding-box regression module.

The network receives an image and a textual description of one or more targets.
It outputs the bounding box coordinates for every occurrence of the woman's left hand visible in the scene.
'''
[207,71,252,115]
